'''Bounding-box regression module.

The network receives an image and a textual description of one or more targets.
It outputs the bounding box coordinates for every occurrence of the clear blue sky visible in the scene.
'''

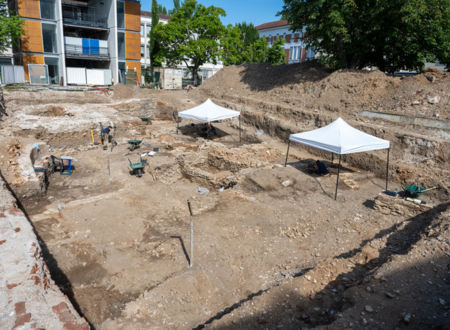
[141,0,285,26]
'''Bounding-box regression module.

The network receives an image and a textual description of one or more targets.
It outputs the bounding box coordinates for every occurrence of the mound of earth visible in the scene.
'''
[196,62,448,120]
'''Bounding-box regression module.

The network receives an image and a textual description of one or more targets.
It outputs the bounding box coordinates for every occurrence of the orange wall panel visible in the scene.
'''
[21,20,43,53]
[125,32,140,60]
[125,1,140,31]
[22,54,44,81]
[17,0,40,19]
[126,61,141,85]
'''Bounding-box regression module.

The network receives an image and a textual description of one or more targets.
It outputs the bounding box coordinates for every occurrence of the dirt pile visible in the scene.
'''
[32,105,66,117]
[196,62,448,120]
[377,69,450,120]
[197,63,400,115]
[111,83,137,99]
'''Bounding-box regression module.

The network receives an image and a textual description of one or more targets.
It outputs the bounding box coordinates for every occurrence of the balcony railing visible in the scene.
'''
[65,44,109,57]
[62,10,108,28]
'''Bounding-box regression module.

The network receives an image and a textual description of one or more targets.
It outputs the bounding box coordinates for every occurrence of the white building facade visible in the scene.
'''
[256,20,315,64]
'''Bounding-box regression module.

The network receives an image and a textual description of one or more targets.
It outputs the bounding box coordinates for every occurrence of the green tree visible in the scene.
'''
[169,0,185,14]
[221,24,285,66]
[221,25,246,65]
[155,0,226,86]
[148,0,162,84]
[266,38,286,65]
[0,0,24,53]
[236,22,260,49]
[280,0,450,72]
[221,22,285,65]
[244,37,268,63]
[157,4,168,15]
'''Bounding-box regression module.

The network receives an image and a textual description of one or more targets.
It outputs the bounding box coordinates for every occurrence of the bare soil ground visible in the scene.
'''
[0,64,448,329]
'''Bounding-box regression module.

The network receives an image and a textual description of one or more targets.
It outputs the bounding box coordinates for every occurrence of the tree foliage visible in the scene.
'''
[221,25,245,65]
[280,0,449,72]
[147,0,163,84]
[221,22,286,65]
[169,0,185,14]
[236,22,260,49]
[154,0,225,86]
[266,39,286,65]
[0,0,24,53]
[156,4,168,15]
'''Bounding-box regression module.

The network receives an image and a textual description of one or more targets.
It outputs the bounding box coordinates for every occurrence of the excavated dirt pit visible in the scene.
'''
[5,117,443,329]
[2,115,431,329]
[1,70,448,329]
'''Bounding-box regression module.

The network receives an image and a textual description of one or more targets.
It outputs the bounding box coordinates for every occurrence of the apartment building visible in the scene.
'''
[256,20,315,64]
[7,0,142,85]
[140,10,169,69]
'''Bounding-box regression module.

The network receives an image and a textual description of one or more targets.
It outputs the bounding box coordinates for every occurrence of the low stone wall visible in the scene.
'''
[0,176,89,329]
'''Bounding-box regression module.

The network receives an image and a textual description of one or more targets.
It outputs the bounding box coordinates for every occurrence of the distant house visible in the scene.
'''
[256,20,315,64]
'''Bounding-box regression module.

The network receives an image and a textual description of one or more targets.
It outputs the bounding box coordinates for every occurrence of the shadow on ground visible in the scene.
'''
[239,62,331,92]
[195,202,449,329]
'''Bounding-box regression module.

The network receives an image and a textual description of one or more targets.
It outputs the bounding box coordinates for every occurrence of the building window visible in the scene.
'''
[140,25,144,37]
[42,23,57,53]
[40,0,56,20]
[118,32,125,59]
[141,46,144,57]
[117,1,125,29]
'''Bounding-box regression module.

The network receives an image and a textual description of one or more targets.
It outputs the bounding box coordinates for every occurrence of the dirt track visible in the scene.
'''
[0,63,448,329]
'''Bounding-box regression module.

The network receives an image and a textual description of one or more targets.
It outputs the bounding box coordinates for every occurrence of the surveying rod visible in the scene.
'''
[187,200,194,268]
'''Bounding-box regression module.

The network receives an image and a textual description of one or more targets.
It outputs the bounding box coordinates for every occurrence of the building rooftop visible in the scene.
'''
[141,11,171,20]
[256,20,290,31]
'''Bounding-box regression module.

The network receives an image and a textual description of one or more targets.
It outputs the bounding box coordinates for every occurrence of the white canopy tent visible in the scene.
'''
[177,99,241,141]
[285,117,391,199]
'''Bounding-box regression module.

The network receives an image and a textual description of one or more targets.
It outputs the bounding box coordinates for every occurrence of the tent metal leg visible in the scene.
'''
[335,154,342,200]
[284,140,291,167]
[385,148,390,191]
[176,119,179,135]
[239,116,241,143]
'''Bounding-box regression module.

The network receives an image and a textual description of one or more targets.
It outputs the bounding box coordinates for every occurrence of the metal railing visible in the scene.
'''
[65,44,109,57]
[62,10,107,28]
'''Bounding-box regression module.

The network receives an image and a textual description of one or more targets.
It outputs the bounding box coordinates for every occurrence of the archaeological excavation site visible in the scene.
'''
[0,63,449,329]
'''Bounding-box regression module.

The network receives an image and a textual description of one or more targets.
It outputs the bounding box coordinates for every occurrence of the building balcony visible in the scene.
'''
[62,10,108,29]
[65,44,109,60]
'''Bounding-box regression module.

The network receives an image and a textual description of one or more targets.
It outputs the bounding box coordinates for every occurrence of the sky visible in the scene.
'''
[141,0,285,26]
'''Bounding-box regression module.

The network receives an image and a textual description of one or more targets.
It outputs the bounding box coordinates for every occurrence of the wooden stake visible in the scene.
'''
[187,200,194,268]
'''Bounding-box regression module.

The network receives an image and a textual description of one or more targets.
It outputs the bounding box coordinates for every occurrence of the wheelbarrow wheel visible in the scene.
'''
[136,168,143,177]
